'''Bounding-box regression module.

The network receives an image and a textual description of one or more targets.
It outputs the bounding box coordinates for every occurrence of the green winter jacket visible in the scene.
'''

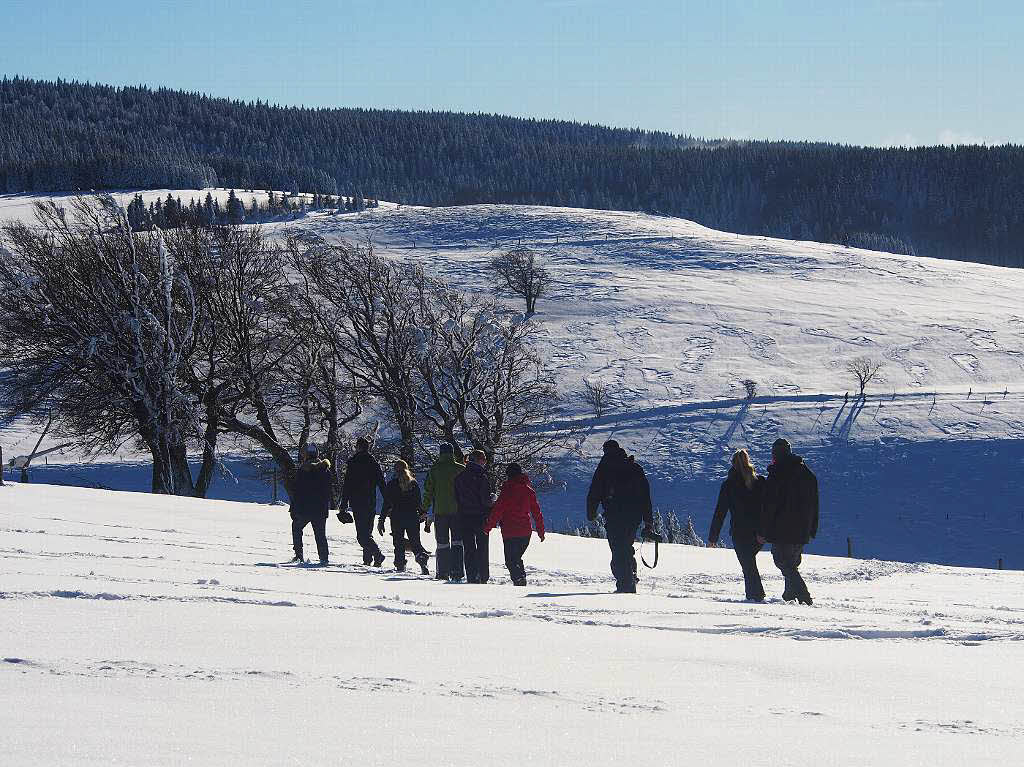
[421,454,465,517]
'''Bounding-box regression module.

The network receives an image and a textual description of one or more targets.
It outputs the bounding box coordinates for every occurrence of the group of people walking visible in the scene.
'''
[287,435,819,601]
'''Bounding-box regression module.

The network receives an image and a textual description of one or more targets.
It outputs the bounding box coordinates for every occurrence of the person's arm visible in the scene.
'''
[708,481,729,545]
[585,460,607,521]
[484,489,508,535]
[638,467,654,529]
[529,488,545,541]
[373,458,386,496]
[421,469,435,516]
[809,469,819,540]
[760,471,779,542]
[339,463,351,510]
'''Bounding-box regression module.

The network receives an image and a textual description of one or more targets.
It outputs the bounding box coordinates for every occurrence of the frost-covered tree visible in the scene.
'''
[0,197,203,494]
[846,356,884,397]
[490,247,551,316]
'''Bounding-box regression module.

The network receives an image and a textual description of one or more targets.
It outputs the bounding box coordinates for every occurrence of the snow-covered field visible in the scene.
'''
[3,191,1024,568]
[2,482,1022,765]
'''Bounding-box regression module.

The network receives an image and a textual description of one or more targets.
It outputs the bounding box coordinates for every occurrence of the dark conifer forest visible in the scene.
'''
[2,76,1021,266]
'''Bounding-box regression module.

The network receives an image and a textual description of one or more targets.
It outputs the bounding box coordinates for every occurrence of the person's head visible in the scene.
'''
[771,438,792,463]
[301,443,319,463]
[602,439,620,455]
[393,458,414,490]
[506,462,523,480]
[355,437,370,453]
[469,449,487,467]
[438,442,454,457]
[731,448,757,489]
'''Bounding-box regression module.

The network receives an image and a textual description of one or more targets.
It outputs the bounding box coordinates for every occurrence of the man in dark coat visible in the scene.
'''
[340,437,387,567]
[758,438,819,605]
[586,440,655,593]
[288,444,333,564]
[454,449,493,583]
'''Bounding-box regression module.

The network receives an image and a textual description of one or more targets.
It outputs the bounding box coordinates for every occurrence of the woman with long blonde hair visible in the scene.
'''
[708,448,766,601]
[378,459,430,574]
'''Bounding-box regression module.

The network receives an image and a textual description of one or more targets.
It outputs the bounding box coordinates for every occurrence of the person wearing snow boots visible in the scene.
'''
[340,437,387,567]
[378,459,431,574]
[758,438,819,605]
[288,443,333,565]
[484,463,545,586]
[709,449,766,602]
[454,449,494,583]
[586,440,656,593]
[421,443,466,581]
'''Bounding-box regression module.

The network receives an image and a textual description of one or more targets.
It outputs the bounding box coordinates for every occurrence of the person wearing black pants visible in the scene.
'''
[708,449,766,602]
[771,543,810,604]
[287,444,333,564]
[378,459,430,574]
[586,440,655,594]
[502,536,530,584]
[454,450,493,583]
[340,437,387,567]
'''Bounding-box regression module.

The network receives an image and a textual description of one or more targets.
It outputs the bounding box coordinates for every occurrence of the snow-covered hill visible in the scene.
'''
[3,192,1023,568]
[2,482,1021,765]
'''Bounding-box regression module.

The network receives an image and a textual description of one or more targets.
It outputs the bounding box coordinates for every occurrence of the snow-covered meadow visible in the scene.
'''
[2,482,1022,765]
[3,191,1024,568]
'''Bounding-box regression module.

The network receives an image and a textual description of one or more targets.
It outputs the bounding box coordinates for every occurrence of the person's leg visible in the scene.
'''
[786,544,811,603]
[607,520,639,592]
[290,516,307,560]
[392,523,407,570]
[734,538,765,600]
[311,516,329,563]
[448,515,465,582]
[354,506,383,564]
[433,517,451,580]
[503,536,529,584]
[461,515,479,583]
[477,520,490,583]
[772,543,805,601]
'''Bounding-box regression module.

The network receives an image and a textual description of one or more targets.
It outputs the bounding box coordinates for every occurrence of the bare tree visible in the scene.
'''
[490,246,551,316]
[0,197,203,494]
[846,356,884,397]
[741,379,758,400]
[582,379,611,417]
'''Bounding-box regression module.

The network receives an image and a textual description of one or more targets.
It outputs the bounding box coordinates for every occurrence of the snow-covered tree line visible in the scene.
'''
[0,197,565,497]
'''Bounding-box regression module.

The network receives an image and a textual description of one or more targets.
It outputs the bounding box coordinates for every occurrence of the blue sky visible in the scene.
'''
[2,0,1019,146]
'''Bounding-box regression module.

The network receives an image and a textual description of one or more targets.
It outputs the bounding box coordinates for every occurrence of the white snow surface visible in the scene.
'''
[1,482,1022,765]
[3,191,1024,568]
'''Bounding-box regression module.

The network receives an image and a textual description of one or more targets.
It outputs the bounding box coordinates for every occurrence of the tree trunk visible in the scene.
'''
[192,390,220,498]
[149,437,196,495]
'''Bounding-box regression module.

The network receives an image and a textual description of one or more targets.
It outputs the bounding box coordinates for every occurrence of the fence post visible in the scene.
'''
[998,558,1003,570]
[272,469,278,503]
[847,537,853,558]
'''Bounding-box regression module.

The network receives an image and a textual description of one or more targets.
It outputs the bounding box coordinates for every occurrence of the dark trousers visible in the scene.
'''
[433,516,464,580]
[391,514,428,567]
[772,542,810,601]
[605,518,640,592]
[503,536,530,584]
[459,514,490,583]
[353,505,382,564]
[291,515,328,562]
[733,537,765,600]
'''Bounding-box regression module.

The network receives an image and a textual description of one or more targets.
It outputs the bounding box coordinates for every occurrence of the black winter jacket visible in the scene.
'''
[761,454,819,544]
[289,459,333,520]
[586,448,653,527]
[380,478,423,522]
[341,451,386,511]
[454,462,492,517]
[709,469,764,545]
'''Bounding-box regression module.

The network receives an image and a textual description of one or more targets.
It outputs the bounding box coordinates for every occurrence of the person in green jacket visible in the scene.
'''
[421,442,466,581]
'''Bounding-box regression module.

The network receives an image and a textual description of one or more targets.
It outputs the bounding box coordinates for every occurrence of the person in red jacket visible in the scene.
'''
[483,463,545,586]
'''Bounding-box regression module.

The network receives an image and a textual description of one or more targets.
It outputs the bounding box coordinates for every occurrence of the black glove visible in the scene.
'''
[641,524,663,543]
[336,510,353,524]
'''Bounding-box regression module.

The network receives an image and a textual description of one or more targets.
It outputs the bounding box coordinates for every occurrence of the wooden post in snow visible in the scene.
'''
[998,558,1003,570]
[847,537,853,558]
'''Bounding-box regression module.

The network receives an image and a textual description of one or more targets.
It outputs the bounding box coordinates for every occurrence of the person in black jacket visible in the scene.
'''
[586,440,656,593]
[454,449,494,583]
[377,459,430,574]
[288,443,333,564]
[758,438,819,605]
[340,437,387,567]
[709,449,766,601]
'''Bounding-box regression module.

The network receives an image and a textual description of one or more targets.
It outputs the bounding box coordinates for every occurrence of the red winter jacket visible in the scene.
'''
[483,474,545,540]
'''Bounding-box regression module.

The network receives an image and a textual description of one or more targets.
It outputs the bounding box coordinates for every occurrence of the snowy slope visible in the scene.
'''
[3,193,1024,568]
[2,483,1022,766]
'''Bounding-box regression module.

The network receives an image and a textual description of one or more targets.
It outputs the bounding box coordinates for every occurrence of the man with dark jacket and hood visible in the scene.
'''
[454,449,494,583]
[340,437,387,567]
[288,443,333,565]
[758,438,819,605]
[586,440,655,593]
